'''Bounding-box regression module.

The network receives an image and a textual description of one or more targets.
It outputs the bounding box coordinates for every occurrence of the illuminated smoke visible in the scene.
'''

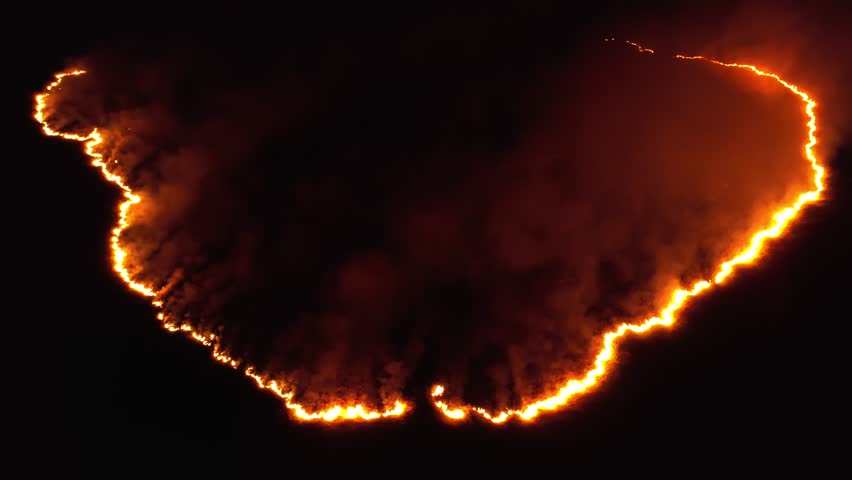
[34,28,823,424]
[432,40,824,422]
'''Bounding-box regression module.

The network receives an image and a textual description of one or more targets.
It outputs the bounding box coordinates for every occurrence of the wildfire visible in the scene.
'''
[34,70,410,423]
[34,37,825,426]
[428,40,825,423]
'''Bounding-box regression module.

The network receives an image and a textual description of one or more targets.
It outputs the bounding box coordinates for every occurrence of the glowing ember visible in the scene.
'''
[34,70,410,423]
[428,40,825,423]
[625,40,655,54]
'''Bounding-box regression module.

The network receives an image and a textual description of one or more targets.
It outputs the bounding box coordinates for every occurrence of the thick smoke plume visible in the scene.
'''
[40,6,814,412]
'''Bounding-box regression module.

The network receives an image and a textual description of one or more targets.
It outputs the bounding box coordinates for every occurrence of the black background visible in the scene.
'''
[9,1,851,475]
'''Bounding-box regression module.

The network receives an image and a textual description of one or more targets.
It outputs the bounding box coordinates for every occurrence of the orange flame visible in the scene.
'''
[429,40,825,423]
[430,385,466,421]
[34,70,409,423]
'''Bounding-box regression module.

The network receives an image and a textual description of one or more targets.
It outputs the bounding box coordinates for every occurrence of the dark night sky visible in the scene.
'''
[8,1,852,475]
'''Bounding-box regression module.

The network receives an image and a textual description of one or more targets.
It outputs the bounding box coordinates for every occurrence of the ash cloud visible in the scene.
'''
[42,4,816,412]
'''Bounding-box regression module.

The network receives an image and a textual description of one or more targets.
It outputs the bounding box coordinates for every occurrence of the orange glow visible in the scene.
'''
[625,40,655,54]
[34,70,410,423]
[429,40,825,423]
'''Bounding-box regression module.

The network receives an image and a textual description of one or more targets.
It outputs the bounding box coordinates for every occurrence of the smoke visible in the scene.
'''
[624,0,852,146]
[40,4,820,412]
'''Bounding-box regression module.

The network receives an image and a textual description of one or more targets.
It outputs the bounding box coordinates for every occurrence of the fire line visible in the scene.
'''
[34,37,825,425]
[34,71,409,423]
[429,39,825,423]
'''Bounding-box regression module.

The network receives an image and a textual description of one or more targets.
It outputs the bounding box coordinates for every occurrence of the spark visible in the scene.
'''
[34,70,410,423]
[430,40,825,423]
